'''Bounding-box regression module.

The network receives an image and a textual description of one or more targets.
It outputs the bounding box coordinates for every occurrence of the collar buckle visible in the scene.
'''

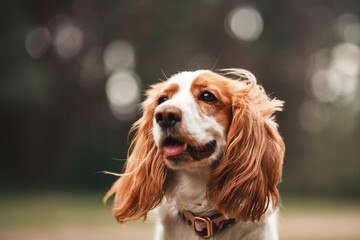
[192,216,213,239]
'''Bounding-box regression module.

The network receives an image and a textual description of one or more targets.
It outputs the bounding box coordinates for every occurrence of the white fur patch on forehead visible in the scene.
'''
[162,70,211,92]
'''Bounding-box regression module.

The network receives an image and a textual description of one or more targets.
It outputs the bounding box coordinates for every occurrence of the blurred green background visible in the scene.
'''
[1,0,360,239]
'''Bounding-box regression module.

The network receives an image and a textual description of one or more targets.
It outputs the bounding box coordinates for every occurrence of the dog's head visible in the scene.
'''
[104,69,285,223]
[153,70,232,170]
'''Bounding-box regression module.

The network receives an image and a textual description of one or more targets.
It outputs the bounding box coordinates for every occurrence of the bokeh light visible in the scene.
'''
[331,42,360,77]
[343,23,360,44]
[103,40,135,74]
[334,13,359,43]
[311,70,340,103]
[4,2,360,239]
[225,6,263,41]
[304,31,360,133]
[105,71,141,120]
[25,27,51,59]
[309,42,359,105]
[53,21,83,59]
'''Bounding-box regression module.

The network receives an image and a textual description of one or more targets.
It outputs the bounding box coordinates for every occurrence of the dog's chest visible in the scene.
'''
[167,170,217,215]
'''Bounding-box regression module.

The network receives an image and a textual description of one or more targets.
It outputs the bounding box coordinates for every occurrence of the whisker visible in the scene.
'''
[160,68,168,79]
[211,53,221,71]
[196,62,200,70]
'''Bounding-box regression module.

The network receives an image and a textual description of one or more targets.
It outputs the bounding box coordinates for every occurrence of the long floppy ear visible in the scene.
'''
[207,70,285,222]
[103,82,169,223]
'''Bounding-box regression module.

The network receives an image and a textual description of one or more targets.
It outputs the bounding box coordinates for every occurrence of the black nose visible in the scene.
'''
[155,106,182,128]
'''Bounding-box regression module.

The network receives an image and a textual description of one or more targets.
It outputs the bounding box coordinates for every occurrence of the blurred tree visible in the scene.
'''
[0,0,359,198]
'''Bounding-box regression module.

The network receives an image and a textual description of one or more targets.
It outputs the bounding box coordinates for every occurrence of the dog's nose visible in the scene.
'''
[155,106,182,128]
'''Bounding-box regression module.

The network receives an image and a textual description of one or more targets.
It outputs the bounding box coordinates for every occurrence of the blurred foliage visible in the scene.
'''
[0,0,359,199]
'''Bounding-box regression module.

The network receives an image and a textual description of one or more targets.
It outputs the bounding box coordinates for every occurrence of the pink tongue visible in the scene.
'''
[163,145,184,156]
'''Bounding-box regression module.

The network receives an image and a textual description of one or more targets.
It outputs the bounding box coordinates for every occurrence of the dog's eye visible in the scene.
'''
[199,91,217,102]
[158,96,168,105]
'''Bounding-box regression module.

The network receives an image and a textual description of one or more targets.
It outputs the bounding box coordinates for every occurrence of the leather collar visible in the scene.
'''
[179,209,236,239]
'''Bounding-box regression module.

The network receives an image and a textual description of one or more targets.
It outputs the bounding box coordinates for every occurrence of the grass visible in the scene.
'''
[0,190,115,229]
[0,190,359,240]
[280,195,360,212]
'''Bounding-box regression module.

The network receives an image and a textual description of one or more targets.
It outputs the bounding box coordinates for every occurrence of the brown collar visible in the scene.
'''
[179,209,236,239]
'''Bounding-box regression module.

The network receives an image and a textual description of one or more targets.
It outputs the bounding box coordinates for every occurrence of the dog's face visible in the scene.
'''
[153,70,233,170]
[105,69,285,223]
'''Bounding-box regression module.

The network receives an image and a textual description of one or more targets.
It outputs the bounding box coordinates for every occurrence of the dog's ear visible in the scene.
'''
[104,82,169,223]
[208,71,285,222]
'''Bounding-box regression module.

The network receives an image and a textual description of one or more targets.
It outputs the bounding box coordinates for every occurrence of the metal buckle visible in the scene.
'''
[192,216,213,239]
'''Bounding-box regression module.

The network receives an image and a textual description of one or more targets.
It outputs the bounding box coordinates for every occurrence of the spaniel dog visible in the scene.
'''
[104,69,285,240]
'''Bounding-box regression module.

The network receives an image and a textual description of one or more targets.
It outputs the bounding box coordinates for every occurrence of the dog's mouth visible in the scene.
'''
[161,137,216,161]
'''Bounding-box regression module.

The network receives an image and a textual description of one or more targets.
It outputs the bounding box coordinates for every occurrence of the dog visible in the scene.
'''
[104,69,285,240]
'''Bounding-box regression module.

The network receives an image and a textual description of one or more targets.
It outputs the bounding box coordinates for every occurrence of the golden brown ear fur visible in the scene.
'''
[103,82,169,223]
[207,69,285,222]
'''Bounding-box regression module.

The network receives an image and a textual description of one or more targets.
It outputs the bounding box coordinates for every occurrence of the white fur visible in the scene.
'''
[154,169,278,240]
[152,70,279,240]
[153,70,226,169]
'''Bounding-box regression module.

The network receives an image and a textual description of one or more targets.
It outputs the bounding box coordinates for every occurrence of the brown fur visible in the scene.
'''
[207,70,284,222]
[191,73,233,130]
[104,69,285,223]
[103,82,169,223]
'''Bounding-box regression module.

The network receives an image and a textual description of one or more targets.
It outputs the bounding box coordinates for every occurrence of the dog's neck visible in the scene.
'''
[166,167,218,216]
